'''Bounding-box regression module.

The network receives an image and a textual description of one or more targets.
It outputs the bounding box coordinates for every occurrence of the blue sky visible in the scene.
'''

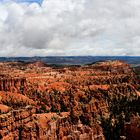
[15,0,43,4]
[0,0,139,56]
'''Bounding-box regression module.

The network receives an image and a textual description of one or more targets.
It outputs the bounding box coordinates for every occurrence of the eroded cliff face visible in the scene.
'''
[0,60,139,140]
[0,78,26,93]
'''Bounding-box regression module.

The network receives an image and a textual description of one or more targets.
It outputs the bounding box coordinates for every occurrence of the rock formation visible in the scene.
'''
[0,60,139,140]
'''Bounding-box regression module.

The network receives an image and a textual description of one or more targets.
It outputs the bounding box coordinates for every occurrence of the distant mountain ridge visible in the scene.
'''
[0,56,139,67]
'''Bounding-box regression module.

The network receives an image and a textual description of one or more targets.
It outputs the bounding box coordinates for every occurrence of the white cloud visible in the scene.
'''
[0,0,139,56]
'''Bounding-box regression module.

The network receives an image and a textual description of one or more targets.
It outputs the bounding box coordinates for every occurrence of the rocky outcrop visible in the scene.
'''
[55,118,105,140]
[25,113,105,140]
[0,92,36,109]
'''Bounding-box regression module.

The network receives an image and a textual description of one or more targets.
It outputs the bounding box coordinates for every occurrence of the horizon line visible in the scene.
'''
[0,56,140,58]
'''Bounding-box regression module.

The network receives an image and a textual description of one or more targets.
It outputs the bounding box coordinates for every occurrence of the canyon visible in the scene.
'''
[0,60,139,140]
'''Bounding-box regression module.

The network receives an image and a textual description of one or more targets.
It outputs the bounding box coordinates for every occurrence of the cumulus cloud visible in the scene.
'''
[0,0,139,56]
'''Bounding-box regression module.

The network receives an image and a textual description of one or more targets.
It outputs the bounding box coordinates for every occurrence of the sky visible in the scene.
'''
[0,0,139,56]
